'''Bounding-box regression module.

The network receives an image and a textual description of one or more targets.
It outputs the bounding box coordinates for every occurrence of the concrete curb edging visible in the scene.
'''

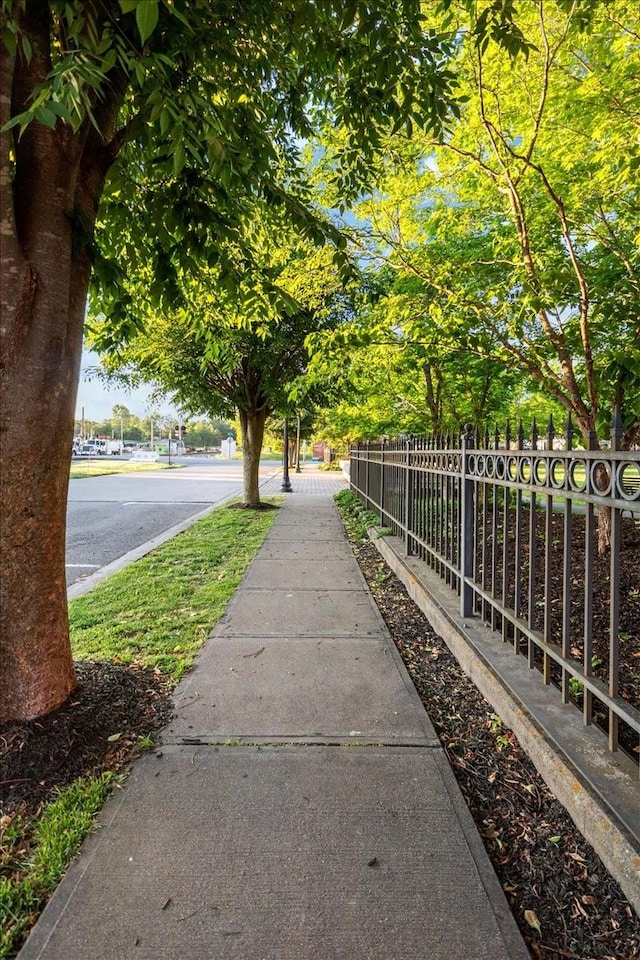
[370,531,640,915]
[67,469,281,601]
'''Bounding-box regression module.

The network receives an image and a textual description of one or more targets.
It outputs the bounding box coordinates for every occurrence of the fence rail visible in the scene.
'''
[350,416,640,758]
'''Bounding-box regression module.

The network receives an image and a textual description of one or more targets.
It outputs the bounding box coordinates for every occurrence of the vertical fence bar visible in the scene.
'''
[528,419,539,668]
[491,425,499,631]
[436,441,442,575]
[543,417,555,685]
[380,438,385,525]
[471,469,478,609]
[513,421,524,654]
[426,438,432,563]
[561,416,573,703]
[446,435,455,586]
[455,432,462,595]
[405,438,413,555]
[460,424,474,618]
[364,441,370,506]
[609,410,622,751]
[482,426,489,623]
[583,429,596,727]
[418,439,429,560]
[502,420,511,643]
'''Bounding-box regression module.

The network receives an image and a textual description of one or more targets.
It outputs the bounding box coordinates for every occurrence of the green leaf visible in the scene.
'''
[35,106,58,128]
[136,1,159,44]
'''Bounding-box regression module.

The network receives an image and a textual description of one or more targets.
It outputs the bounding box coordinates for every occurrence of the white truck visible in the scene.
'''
[80,439,123,456]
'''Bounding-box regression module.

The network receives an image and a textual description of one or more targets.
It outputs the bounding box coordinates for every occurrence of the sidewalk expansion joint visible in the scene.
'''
[161,735,441,749]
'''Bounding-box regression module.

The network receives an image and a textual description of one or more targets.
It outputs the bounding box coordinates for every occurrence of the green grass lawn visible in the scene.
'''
[0,500,280,958]
[70,459,181,479]
[70,501,278,679]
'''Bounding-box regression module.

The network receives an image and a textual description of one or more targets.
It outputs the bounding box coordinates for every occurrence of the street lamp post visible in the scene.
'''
[295,413,302,473]
[281,417,293,492]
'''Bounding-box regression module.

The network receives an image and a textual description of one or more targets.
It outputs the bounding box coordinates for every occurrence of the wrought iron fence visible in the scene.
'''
[350,414,640,758]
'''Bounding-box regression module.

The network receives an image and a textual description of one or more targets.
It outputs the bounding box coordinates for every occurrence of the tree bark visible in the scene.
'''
[0,4,121,721]
[0,164,89,720]
[239,407,268,507]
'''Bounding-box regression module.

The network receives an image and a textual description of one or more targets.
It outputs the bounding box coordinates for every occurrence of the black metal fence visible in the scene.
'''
[350,415,640,758]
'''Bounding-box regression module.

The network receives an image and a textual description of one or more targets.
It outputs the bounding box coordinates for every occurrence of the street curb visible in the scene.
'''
[67,469,280,601]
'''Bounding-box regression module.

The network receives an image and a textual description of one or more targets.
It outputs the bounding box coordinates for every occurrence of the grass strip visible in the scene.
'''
[0,500,280,958]
[70,460,180,478]
[1,775,115,958]
[70,500,279,679]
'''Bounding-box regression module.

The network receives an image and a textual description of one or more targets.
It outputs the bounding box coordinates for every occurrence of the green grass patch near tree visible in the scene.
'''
[0,501,280,959]
[70,501,279,679]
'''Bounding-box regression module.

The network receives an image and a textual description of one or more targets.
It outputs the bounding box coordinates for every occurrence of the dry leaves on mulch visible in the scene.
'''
[349,533,640,960]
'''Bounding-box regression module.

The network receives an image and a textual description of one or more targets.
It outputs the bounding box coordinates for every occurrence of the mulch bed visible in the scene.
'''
[477,512,640,731]
[0,662,173,818]
[347,530,640,960]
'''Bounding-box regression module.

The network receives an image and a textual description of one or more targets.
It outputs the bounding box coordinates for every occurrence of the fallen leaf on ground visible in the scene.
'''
[524,909,542,934]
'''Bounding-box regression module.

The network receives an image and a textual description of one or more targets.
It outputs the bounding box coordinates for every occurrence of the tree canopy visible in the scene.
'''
[91,236,357,503]
[1,0,612,723]
[310,0,640,446]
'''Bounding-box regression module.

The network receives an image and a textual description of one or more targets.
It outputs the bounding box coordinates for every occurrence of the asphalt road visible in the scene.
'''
[66,457,279,590]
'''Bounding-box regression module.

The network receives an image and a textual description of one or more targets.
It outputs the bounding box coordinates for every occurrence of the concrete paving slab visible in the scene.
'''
[269,507,344,523]
[272,501,342,510]
[243,557,363,590]
[259,540,354,561]
[216,588,387,637]
[165,637,438,744]
[20,746,528,960]
[266,522,346,541]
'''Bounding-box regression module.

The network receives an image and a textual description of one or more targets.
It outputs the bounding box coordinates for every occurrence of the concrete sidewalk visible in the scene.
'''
[20,467,529,960]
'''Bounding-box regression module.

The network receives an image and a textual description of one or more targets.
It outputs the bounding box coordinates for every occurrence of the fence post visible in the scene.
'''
[404,436,414,555]
[460,423,474,618]
[364,441,370,506]
[609,407,623,751]
[380,436,386,522]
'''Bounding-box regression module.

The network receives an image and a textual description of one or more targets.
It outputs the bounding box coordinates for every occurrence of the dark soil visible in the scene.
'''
[345,529,640,960]
[227,501,280,510]
[0,662,173,818]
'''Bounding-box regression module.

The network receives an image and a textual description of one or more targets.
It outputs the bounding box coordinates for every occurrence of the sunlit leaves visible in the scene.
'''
[323,0,639,441]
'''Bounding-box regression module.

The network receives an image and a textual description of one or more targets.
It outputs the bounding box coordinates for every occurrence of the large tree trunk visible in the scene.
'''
[0,5,120,722]
[0,160,89,721]
[239,407,268,507]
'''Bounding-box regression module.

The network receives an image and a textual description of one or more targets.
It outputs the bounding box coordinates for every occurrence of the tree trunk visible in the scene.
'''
[1,6,118,721]
[0,214,90,721]
[239,407,268,507]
